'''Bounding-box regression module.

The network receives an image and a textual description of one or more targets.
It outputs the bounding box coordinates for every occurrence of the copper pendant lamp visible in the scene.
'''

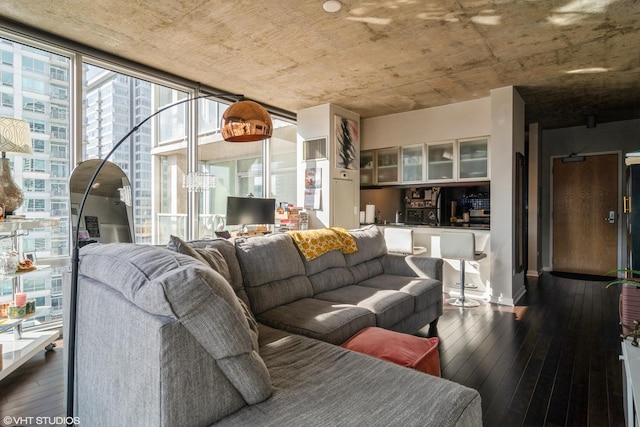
[221,100,273,142]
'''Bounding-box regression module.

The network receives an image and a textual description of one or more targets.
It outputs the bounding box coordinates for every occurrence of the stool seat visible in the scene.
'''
[440,231,485,307]
[384,227,427,255]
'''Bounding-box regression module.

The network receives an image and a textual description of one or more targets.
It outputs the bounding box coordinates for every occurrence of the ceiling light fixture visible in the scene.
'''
[323,0,342,13]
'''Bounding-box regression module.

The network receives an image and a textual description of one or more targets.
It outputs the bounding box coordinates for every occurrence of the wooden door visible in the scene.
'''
[552,153,618,275]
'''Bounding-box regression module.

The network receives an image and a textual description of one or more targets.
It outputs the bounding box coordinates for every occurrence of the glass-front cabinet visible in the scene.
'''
[376,148,399,184]
[360,150,375,186]
[458,138,489,180]
[360,137,488,186]
[401,145,424,183]
[427,141,455,182]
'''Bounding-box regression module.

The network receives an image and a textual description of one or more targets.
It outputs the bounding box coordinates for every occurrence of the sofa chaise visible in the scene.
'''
[66,225,481,426]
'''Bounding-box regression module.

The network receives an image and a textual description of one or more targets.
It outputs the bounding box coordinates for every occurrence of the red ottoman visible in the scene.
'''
[341,327,441,377]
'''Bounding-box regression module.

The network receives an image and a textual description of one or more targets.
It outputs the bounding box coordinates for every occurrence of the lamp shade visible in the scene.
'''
[0,117,33,154]
[221,100,273,142]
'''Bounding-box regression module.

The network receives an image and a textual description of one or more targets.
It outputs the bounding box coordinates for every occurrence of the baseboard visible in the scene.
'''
[488,285,526,306]
[526,268,542,277]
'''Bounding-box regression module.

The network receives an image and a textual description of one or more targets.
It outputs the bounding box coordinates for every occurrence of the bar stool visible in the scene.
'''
[440,231,486,307]
[384,227,427,255]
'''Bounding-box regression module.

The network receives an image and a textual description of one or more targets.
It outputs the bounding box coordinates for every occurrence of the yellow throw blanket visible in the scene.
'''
[288,227,358,261]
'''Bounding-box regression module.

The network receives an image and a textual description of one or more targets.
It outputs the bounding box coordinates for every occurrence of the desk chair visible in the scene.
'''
[440,231,486,307]
[384,228,427,255]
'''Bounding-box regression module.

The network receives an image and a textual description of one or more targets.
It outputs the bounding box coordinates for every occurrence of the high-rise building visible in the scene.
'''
[84,68,153,243]
[0,38,72,323]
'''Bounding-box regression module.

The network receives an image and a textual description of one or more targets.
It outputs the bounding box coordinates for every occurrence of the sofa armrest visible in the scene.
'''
[381,254,443,281]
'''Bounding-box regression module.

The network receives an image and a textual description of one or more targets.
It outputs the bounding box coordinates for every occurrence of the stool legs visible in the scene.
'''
[447,259,480,307]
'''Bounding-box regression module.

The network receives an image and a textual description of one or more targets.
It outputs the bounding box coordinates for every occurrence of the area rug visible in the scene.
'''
[550,271,612,282]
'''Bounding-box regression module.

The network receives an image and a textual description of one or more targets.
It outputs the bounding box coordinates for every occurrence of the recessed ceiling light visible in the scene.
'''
[566,67,609,74]
[323,0,342,13]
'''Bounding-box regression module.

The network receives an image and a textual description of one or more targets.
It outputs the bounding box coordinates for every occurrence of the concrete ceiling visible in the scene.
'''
[1,0,639,129]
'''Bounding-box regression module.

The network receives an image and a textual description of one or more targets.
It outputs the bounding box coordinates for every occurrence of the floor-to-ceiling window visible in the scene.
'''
[0,37,72,327]
[191,100,298,238]
[0,28,297,332]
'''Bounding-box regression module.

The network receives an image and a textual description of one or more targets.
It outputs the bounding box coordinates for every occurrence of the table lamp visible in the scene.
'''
[0,117,33,215]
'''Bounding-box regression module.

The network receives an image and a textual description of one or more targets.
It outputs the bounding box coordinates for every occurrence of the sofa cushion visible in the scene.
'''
[308,266,354,294]
[215,324,482,426]
[299,247,353,294]
[315,285,414,329]
[235,234,313,314]
[257,298,375,345]
[166,235,247,303]
[358,274,443,312]
[301,248,347,276]
[78,243,272,405]
[344,225,387,267]
[348,258,384,283]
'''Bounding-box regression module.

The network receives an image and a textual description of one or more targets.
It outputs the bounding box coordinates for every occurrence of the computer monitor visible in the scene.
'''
[225,196,276,228]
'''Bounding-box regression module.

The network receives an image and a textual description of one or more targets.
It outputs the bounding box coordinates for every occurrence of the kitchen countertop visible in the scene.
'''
[367,223,490,230]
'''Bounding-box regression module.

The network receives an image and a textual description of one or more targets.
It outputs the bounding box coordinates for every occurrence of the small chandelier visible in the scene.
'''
[183,172,216,192]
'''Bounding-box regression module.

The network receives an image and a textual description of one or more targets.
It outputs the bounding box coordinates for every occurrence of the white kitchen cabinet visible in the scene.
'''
[458,137,489,180]
[401,144,425,183]
[427,141,455,182]
[376,147,399,184]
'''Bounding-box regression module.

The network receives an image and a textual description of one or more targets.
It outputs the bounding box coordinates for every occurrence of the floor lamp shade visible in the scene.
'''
[0,117,33,214]
[221,100,273,142]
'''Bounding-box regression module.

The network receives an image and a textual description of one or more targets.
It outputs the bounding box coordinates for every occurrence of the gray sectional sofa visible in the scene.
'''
[67,225,481,426]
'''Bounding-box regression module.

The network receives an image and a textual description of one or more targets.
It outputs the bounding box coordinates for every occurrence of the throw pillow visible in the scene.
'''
[341,326,441,377]
[168,234,209,264]
[169,235,231,282]
[168,235,260,346]
[194,247,232,284]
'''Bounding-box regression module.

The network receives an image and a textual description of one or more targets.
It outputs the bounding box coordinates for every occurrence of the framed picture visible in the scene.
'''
[304,167,321,189]
[23,252,37,265]
[335,115,359,170]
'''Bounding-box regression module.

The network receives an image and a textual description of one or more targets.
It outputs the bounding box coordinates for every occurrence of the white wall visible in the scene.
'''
[527,123,542,276]
[297,104,360,229]
[489,86,526,305]
[362,98,491,150]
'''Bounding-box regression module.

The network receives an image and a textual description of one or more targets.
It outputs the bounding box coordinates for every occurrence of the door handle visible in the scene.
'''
[605,211,615,223]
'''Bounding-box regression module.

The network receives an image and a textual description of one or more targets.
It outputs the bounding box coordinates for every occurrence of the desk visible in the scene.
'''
[621,339,640,426]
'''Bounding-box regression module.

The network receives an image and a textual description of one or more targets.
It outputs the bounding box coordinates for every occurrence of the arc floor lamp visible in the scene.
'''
[66,94,273,422]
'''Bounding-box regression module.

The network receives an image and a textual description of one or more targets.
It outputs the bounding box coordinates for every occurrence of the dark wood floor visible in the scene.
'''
[434,273,625,426]
[0,337,65,426]
[0,273,626,426]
